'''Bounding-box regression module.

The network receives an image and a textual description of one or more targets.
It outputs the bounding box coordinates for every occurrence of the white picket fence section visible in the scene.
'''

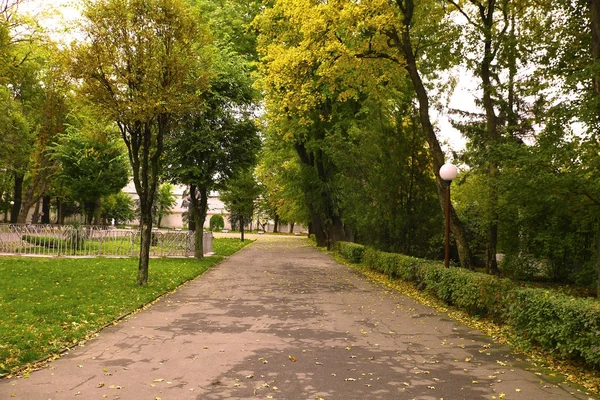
[0,224,212,258]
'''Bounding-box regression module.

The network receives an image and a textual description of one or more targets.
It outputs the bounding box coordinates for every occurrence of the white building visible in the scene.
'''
[122,182,231,230]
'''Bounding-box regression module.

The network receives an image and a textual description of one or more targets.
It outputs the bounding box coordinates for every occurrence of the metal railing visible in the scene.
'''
[0,224,211,258]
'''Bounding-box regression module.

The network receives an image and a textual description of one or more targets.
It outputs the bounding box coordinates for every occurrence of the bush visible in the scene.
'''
[209,214,225,232]
[22,228,87,254]
[22,235,66,249]
[335,243,600,368]
[505,288,600,367]
[335,242,365,263]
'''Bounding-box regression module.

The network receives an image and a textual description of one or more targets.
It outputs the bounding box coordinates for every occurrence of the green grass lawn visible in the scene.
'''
[0,237,252,376]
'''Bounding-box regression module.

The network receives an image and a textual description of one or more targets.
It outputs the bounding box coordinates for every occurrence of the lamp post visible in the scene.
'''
[440,163,458,268]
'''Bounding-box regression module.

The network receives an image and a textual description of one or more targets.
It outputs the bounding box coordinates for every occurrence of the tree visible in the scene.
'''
[254,0,472,260]
[101,191,135,226]
[73,0,211,284]
[165,45,260,258]
[220,169,261,242]
[154,183,176,228]
[0,1,59,224]
[51,125,130,225]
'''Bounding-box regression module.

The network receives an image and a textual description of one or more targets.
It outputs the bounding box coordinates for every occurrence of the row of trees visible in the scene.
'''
[252,0,600,292]
[0,0,262,284]
[3,0,599,290]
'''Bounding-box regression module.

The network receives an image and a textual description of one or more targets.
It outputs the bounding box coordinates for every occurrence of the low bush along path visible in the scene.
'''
[0,237,593,399]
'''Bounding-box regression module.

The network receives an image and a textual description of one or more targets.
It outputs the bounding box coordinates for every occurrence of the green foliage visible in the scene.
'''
[155,183,177,228]
[335,241,365,264]
[51,126,130,223]
[220,170,261,221]
[209,214,225,231]
[101,192,136,225]
[505,289,600,367]
[337,245,600,368]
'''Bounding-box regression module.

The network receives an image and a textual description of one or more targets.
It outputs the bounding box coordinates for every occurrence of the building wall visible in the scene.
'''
[123,182,232,230]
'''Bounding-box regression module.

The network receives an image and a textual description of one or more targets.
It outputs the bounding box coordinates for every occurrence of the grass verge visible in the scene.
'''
[0,238,252,376]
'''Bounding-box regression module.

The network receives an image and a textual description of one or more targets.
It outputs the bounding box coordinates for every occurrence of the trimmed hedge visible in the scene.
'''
[335,241,600,369]
[505,288,600,367]
[335,241,366,263]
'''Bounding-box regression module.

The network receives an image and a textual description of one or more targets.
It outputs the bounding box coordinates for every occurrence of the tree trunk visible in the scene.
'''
[591,0,600,120]
[274,214,279,233]
[84,200,95,225]
[31,198,41,224]
[138,211,152,285]
[597,226,600,298]
[328,214,346,249]
[240,216,245,241]
[190,185,208,259]
[10,173,23,224]
[93,198,101,225]
[58,198,66,225]
[289,222,295,233]
[18,184,47,224]
[480,0,501,274]
[41,196,51,224]
[310,211,327,246]
[388,15,474,268]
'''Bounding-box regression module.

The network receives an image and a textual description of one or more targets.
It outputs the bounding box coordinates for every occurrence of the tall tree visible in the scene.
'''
[51,124,130,225]
[255,0,473,263]
[165,46,260,258]
[72,0,211,284]
[220,169,261,242]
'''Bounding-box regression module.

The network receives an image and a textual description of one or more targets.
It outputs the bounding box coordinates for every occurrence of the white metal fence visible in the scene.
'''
[0,224,212,258]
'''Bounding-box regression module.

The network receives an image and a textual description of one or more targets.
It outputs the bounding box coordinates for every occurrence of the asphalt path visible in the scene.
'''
[0,236,594,399]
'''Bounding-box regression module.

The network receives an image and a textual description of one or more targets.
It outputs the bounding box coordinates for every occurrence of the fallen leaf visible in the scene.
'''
[288,355,297,362]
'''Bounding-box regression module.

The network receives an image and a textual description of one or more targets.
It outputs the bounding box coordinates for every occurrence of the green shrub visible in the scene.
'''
[363,248,401,277]
[21,234,85,254]
[335,244,600,368]
[209,214,225,232]
[505,288,600,367]
[336,242,366,263]
[21,235,66,249]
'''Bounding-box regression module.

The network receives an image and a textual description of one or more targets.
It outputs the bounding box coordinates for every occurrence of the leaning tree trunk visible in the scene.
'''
[480,0,501,274]
[387,11,474,268]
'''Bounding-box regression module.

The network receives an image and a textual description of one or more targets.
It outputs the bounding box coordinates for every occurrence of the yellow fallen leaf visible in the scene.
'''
[288,355,297,362]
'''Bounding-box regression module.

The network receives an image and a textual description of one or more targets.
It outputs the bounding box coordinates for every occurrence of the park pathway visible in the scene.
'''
[0,237,595,400]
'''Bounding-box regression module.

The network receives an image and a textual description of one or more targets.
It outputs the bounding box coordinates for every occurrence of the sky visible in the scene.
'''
[20,0,472,158]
